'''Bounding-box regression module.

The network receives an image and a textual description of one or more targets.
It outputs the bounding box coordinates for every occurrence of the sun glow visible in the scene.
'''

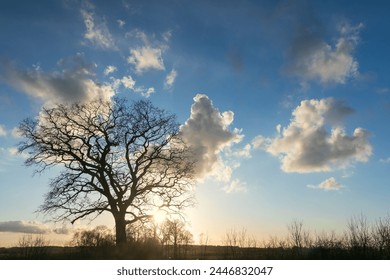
[153,210,167,224]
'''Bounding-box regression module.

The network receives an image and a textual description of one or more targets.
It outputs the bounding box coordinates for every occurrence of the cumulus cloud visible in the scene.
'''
[165,68,177,89]
[1,60,115,105]
[286,22,362,84]
[307,177,343,191]
[0,124,6,137]
[259,98,372,173]
[180,94,243,181]
[128,46,165,73]
[81,4,116,50]
[0,220,51,234]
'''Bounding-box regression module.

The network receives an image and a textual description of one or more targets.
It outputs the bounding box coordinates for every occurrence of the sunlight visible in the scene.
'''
[153,210,167,225]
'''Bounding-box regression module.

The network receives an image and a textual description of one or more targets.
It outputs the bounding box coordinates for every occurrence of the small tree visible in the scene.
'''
[160,219,193,259]
[18,98,196,247]
[345,214,372,258]
[372,215,390,258]
[17,234,49,259]
[72,225,115,247]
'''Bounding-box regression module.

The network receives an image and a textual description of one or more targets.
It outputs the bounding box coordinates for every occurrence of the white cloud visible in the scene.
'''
[128,46,165,73]
[104,65,117,75]
[180,94,243,181]
[121,75,136,89]
[226,144,252,158]
[126,30,170,74]
[251,135,269,150]
[2,62,115,105]
[0,124,6,137]
[165,68,177,89]
[81,7,116,50]
[307,177,343,191]
[222,179,248,194]
[287,22,362,84]
[117,75,155,97]
[259,98,372,173]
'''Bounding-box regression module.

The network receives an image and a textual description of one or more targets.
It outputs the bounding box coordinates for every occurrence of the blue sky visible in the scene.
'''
[1,0,390,246]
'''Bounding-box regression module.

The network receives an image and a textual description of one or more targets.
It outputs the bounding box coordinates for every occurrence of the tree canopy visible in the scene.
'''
[18,98,196,246]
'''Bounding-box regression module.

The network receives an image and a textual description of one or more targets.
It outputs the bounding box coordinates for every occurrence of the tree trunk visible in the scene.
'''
[114,214,127,247]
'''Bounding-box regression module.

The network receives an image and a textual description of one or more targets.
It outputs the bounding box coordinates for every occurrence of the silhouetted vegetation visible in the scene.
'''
[3,214,390,259]
[18,98,196,247]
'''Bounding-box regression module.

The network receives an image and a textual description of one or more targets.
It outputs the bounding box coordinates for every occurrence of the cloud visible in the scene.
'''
[126,30,169,74]
[114,75,155,97]
[104,65,117,75]
[222,179,248,194]
[259,98,372,173]
[1,60,115,105]
[286,22,362,84]
[0,124,6,137]
[380,157,390,163]
[307,177,343,191]
[117,19,126,28]
[226,143,252,158]
[251,135,269,150]
[0,220,51,234]
[180,94,243,181]
[11,127,22,138]
[165,69,177,89]
[81,4,116,50]
[8,147,18,156]
[128,46,165,73]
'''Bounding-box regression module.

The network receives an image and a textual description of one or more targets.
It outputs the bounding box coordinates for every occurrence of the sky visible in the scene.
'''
[1,0,390,247]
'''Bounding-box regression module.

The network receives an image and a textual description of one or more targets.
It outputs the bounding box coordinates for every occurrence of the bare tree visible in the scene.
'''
[72,225,115,247]
[18,98,196,246]
[345,214,372,257]
[287,220,311,257]
[372,215,390,257]
[17,234,49,259]
[160,219,193,259]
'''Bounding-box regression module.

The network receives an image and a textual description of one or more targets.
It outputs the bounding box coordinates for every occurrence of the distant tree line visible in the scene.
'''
[6,214,390,259]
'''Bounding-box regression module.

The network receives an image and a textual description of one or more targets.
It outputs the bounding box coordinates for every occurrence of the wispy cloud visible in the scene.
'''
[164,68,177,89]
[117,19,126,28]
[255,98,372,173]
[81,2,116,50]
[222,179,248,194]
[104,65,117,75]
[380,157,390,163]
[307,177,343,191]
[0,124,7,137]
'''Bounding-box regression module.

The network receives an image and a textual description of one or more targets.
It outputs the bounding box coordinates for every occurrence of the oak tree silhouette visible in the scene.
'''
[18,98,195,246]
